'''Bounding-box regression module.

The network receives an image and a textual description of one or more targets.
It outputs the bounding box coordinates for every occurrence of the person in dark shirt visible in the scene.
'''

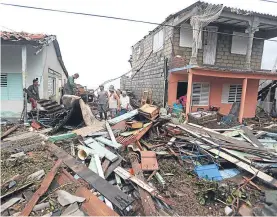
[27,78,40,109]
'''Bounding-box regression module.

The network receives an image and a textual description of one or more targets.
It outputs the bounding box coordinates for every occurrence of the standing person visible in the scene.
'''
[116,89,122,98]
[64,73,79,95]
[97,85,109,120]
[119,91,130,115]
[108,85,120,118]
[27,78,40,110]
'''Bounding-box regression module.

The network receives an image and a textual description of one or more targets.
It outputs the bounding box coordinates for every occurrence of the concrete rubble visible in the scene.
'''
[1,98,277,216]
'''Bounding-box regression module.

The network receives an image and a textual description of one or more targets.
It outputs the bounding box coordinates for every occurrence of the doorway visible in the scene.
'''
[177,81,188,99]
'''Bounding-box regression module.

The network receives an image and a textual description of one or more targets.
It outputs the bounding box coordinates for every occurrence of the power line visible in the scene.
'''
[1,2,277,42]
[260,0,277,3]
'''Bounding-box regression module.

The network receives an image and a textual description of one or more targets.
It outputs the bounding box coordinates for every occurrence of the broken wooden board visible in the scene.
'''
[180,123,273,152]
[105,121,121,148]
[105,156,123,179]
[84,139,118,162]
[129,153,157,216]
[140,151,159,171]
[241,126,263,147]
[95,137,122,149]
[20,160,62,216]
[200,145,277,188]
[76,187,119,216]
[126,121,143,129]
[1,124,20,140]
[108,109,138,125]
[114,166,174,206]
[47,143,133,210]
[73,124,104,137]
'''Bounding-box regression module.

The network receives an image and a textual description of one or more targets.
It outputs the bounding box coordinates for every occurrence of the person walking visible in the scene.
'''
[27,78,40,110]
[97,85,109,120]
[108,85,120,118]
[64,73,79,95]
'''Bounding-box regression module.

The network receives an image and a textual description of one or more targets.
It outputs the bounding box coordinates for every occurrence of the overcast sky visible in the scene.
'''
[0,0,277,89]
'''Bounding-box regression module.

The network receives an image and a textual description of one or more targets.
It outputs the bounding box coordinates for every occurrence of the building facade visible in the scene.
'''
[121,1,277,122]
[1,31,68,118]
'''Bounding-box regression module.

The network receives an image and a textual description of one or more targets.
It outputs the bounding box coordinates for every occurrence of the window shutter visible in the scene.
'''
[153,29,164,52]
[200,83,210,105]
[192,83,210,106]
[231,32,248,55]
[221,84,230,103]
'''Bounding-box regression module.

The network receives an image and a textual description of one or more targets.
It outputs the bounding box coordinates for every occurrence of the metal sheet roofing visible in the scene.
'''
[1,31,69,77]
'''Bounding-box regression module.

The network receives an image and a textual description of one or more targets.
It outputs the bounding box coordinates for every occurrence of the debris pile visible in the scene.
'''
[1,102,277,216]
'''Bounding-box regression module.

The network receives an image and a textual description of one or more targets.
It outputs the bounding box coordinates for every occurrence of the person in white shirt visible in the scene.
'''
[119,91,130,115]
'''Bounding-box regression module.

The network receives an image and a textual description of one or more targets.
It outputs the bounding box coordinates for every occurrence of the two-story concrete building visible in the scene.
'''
[121,1,277,123]
[1,31,68,118]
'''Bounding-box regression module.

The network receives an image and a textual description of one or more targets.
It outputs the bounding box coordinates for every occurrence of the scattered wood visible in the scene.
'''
[102,159,111,173]
[1,124,20,140]
[20,159,62,216]
[241,126,263,147]
[47,143,133,210]
[105,156,123,179]
[76,187,119,216]
[140,151,159,171]
[114,166,174,206]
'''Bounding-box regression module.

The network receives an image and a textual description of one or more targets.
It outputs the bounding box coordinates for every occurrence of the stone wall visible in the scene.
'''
[120,22,174,105]
[121,20,265,104]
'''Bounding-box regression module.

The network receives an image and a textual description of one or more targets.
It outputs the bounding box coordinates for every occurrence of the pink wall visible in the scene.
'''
[168,72,259,118]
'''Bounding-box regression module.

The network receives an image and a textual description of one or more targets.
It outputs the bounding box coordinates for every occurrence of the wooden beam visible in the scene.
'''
[22,45,28,123]
[200,144,277,188]
[173,7,198,26]
[20,160,62,216]
[239,78,248,123]
[241,126,263,147]
[186,70,193,117]
[47,143,133,210]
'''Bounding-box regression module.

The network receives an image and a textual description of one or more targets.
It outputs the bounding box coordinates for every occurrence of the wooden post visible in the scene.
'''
[185,70,193,118]
[22,45,28,123]
[245,17,259,69]
[239,78,248,123]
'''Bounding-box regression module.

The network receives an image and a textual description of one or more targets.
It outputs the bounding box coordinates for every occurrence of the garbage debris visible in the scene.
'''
[1,97,277,216]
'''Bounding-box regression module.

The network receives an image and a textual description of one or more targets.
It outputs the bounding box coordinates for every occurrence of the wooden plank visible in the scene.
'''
[105,121,118,147]
[76,187,119,216]
[85,140,119,162]
[114,167,174,206]
[102,159,111,173]
[183,123,269,151]
[56,170,118,216]
[95,136,122,149]
[47,143,132,210]
[129,153,157,216]
[104,156,123,179]
[241,126,263,147]
[201,144,277,188]
[73,124,104,137]
[1,124,20,140]
[20,160,62,216]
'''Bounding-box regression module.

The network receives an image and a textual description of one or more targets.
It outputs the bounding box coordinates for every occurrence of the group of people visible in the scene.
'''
[97,85,131,120]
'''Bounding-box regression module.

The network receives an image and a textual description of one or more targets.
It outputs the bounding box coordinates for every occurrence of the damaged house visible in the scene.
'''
[121,1,277,123]
[1,31,68,118]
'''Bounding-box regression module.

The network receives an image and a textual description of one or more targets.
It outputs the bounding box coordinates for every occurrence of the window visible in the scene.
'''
[192,83,210,105]
[222,84,242,103]
[180,24,202,49]
[1,73,8,87]
[1,73,23,100]
[153,29,164,52]
[48,77,56,96]
[231,32,248,55]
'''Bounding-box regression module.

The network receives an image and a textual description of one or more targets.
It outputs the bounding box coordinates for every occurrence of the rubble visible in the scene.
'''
[1,101,277,216]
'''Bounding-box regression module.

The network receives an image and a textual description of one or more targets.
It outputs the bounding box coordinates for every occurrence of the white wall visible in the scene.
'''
[42,42,67,102]
[1,44,43,117]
